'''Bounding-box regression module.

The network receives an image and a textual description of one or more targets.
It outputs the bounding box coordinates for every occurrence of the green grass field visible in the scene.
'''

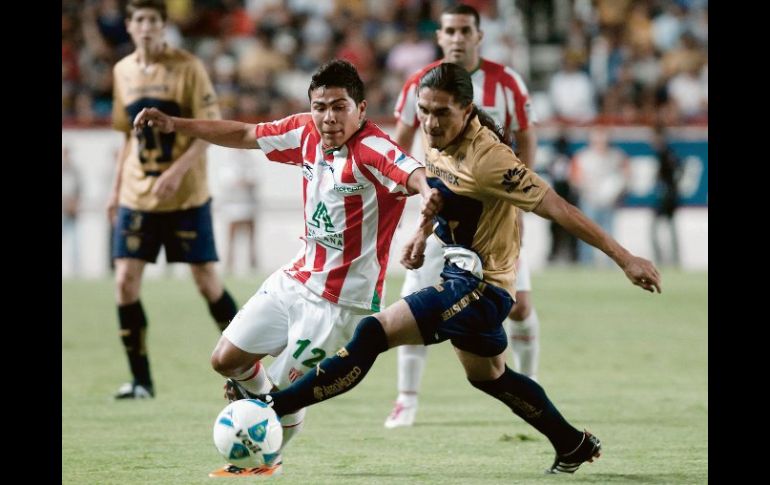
[62,268,707,484]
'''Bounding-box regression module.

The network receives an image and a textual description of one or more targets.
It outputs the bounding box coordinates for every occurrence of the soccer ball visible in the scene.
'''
[212,399,283,468]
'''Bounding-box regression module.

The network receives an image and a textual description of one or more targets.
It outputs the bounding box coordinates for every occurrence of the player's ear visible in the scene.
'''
[358,100,368,122]
[462,103,474,124]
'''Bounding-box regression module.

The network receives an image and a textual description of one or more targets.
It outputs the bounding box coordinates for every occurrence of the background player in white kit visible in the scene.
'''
[134,60,441,477]
[386,3,541,428]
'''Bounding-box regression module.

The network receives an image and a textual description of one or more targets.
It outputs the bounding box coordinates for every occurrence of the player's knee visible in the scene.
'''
[115,272,141,303]
[191,263,222,301]
[508,298,532,321]
[210,346,242,376]
[350,316,389,354]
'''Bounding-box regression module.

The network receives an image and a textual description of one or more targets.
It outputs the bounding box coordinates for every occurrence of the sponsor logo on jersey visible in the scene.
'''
[302,163,314,181]
[425,160,460,185]
[501,167,527,193]
[307,227,344,251]
[128,84,169,96]
[333,183,365,194]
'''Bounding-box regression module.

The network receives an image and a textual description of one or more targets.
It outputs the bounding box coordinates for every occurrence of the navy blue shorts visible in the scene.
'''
[403,264,514,357]
[112,199,219,264]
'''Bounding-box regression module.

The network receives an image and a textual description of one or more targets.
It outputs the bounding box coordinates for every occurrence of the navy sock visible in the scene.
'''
[269,316,389,417]
[208,289,237,331]
[118,301,152,386]
[469,366,583,454]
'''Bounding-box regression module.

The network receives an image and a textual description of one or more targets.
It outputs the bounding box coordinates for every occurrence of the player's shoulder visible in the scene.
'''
[354,121,392,148]
[404,60,444,86]
[165,46,203,67]
[467,123,514,165]
[113,52,136,74]
[354,122,403,158]
[480,58,526,84]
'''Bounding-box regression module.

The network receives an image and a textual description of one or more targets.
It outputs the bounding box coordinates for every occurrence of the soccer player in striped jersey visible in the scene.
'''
[133,59,441,477]
[108,0,239,400]
[251,62,661,475]
[386,3,542,428]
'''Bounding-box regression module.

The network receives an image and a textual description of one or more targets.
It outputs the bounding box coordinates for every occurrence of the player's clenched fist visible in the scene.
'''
[133,107,175,133]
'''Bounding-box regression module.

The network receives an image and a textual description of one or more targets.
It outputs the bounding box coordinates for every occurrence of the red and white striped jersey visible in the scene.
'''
[254,114,424,311]
[394,59,536,135]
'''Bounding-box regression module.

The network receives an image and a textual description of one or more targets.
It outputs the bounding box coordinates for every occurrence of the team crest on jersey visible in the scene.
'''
[307,202,343,250]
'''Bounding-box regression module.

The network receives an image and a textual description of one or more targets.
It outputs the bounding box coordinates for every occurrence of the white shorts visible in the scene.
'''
[400,235,532,297]
[223,270,373,390]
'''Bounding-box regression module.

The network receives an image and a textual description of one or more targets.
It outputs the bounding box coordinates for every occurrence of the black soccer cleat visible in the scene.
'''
[545,430,602,474]
[114,382,154,400]
[223,378,257,402]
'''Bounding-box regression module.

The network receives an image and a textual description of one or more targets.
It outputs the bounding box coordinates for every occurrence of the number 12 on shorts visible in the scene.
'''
[293,339,326,367]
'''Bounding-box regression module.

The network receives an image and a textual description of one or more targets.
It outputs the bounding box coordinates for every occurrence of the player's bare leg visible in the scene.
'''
[190,262,237,331]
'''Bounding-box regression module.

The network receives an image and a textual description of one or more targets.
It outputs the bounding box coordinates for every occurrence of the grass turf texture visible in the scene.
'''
[62,268,707,484]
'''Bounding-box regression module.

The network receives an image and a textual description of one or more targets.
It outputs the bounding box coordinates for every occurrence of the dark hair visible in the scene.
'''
[308,59,365,104]
[126,0,167,21]
[442,4,481,30]
[419,63,510,145]
[419,63,474,107]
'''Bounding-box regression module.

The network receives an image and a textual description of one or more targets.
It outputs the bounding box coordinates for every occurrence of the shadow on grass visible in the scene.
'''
[412,420,514,428]
[588,473,698,483]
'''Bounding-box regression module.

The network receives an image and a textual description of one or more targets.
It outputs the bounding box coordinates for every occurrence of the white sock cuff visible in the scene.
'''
[232,361,272,394]
[232,361,262,381]
[511,308,539,332]
[398,392,418,406]
[280,408,306,428]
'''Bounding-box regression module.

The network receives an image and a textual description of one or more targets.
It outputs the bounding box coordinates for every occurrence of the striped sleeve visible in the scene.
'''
[503,67,537,132]
[359,135,423,195]
[254,113,312,166]
[394,61,443,127]
[393,76,421,128]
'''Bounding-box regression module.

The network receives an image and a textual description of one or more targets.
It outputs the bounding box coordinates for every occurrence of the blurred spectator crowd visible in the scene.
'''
[62,0,707,126]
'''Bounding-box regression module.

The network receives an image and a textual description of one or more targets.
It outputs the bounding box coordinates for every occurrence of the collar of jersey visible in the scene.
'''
[441,116,482,157]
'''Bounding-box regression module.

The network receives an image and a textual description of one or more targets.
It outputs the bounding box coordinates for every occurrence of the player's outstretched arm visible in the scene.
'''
[133,107,261,150]
[533,189,662,293]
